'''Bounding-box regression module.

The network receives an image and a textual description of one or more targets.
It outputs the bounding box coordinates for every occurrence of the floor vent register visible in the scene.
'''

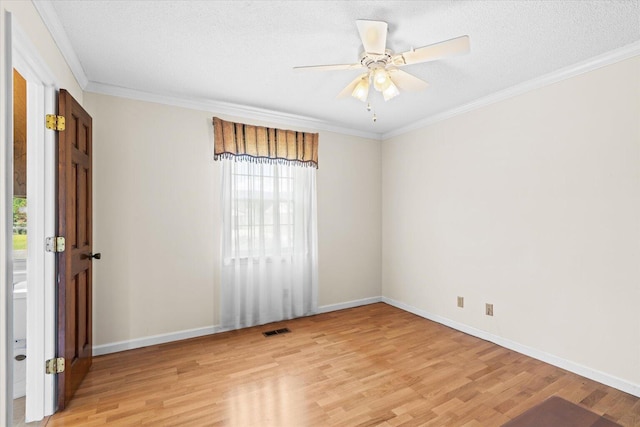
[262,328,291,337]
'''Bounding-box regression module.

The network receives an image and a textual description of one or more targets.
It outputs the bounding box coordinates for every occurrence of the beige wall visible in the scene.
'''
[83,92,382,346]
[317,129,382,306]
[382,57,640,387]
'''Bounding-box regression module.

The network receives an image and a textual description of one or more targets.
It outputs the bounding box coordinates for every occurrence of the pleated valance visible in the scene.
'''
[213,117,319,168]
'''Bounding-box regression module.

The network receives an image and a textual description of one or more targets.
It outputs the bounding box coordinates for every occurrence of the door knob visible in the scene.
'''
[88,253,101,260]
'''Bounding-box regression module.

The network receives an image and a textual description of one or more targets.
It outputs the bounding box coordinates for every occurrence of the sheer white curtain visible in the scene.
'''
[220,159,318,330]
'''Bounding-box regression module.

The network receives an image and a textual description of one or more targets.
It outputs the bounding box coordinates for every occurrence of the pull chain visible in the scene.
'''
[367,102,377,123]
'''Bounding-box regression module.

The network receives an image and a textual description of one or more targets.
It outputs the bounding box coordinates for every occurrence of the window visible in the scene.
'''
[230,161,295,258]
[214,117,318,329]
[13,196,27,259]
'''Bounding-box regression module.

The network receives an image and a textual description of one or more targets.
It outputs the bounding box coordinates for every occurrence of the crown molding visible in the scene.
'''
[31,0,89,88]
[383,41,640,140]
[84,81,381,140]
[32,0,638,142]
[29,0,373,139]
[32,0,379,140]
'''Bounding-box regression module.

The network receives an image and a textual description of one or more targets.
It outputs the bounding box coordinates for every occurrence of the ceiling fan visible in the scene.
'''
[294,20,470,103]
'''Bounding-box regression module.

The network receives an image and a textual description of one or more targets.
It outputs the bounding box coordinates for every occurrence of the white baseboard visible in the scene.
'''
[93,297,383,356]
[93,325,219,356]
[317,296,382,313]
[382,297,640,398]
[93,295,640,399]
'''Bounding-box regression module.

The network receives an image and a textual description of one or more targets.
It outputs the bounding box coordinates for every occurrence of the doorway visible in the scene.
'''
[11,67,28,426]
[6,16,58,425]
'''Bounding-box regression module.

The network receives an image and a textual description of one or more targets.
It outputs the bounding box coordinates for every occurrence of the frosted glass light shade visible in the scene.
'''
[373,68,391,91]
[382,81,400,101]
[351,77,370,102]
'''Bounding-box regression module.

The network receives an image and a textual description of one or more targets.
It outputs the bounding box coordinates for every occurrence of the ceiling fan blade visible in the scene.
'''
[356,19,388,55]
[389,69,429,91]
[294,63,363,72]
[395,35,470,66]
[337,73,369,98]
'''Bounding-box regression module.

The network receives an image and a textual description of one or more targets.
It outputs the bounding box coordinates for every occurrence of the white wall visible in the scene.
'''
[83,92,382,348]
[382,57,640,391]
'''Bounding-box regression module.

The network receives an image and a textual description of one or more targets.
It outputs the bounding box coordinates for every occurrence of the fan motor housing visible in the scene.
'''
[359,50,394,69]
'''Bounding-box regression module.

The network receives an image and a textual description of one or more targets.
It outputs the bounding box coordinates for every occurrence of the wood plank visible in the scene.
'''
[47,303,639,426]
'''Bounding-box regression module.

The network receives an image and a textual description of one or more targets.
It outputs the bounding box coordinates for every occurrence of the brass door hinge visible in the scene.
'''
[45,236,65,253]
[45,357,65,374]
[45,114,65,131]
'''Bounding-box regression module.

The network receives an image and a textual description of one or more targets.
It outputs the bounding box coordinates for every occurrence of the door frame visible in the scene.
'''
[2,11,57,423]
[1,9,13,426]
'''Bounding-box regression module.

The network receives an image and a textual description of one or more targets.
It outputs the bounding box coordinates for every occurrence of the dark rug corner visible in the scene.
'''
[502,396,621,427]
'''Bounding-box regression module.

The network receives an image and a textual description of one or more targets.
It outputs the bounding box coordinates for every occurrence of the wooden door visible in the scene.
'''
[56,89,93,410]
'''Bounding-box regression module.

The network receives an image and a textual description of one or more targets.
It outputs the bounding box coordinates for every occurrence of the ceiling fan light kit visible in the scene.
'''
[352,76,370,102]
[382,81,399,101]
[294,19,470,121]
[373,67,390,91]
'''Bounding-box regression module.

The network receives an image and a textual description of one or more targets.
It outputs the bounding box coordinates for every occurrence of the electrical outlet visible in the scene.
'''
[457,296,464,308]
[485,303,494,316]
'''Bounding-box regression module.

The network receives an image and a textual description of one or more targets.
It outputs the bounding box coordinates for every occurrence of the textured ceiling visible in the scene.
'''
[44,0,640,136]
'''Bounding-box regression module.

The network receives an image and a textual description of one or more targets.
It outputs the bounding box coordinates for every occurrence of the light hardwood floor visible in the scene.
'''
[45,303,640,426]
